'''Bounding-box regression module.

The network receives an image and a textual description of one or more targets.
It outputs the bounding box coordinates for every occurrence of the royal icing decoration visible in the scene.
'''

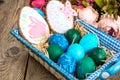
[46,0,77,33]
[19,6,49,44]
[59,1,77,20]
[29,16,47,38]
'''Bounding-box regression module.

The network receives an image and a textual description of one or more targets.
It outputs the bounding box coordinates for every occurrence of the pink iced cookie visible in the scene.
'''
[46,0,77,33]
[19,6,49,44]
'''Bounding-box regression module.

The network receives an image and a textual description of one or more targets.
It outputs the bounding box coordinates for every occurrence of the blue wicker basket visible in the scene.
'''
[10,19,120,80]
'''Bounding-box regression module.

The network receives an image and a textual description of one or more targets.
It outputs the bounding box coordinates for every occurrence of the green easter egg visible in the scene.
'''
[47,44,64,62]
[76,56,96,79]
[65,29,81,44]
[89,47,107,66]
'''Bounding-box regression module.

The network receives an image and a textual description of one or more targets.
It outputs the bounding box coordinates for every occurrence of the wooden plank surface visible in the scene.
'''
[0,0,29,80]
[0,0,57,80]
[25,56,57,80]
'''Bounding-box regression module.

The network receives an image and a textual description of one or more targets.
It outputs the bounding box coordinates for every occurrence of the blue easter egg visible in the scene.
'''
[49,34,69,51]
[33,8,45,18]
[79,33,99,53]
[67,43,85,61]
[57,53,76,74]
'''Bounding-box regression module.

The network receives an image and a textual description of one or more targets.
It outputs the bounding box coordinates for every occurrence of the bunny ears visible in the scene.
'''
[59,1,77,20]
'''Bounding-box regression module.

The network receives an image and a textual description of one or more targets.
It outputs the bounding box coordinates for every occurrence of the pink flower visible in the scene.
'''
[72,5,84,9]
[30,0,47,12]
[78,6,99,25]
[98,15,120,39]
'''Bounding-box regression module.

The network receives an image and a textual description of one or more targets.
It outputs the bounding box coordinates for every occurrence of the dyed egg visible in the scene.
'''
[79,33,99,53]
[57,53,76,74]
[67,43,85,61]
[33,8,45,18]
[49,34,69,51]
[89,47,107,66]
[65,29,81,44]
[47,44,64,62]
[76,56,96,79]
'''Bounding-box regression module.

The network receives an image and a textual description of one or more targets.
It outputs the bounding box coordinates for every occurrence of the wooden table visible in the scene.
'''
[0,0,120,80]
[0,0,57,80]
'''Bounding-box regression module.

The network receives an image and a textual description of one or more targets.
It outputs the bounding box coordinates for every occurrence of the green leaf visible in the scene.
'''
[70,0,78,5]
[95,0,105,8]
[114,13,118,20]
[82,0,88,7]
[95,0,120,19]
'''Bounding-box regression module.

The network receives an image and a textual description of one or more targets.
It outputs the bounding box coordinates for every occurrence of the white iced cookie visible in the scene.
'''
[46,0,77,33]
[19,6,49,44]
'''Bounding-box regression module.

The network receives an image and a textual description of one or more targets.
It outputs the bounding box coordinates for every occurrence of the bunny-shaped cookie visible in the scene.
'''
[29,16,47,39]
[19,6,49,44]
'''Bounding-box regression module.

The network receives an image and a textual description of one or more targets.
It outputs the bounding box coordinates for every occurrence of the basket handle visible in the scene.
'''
[100,60,120,79]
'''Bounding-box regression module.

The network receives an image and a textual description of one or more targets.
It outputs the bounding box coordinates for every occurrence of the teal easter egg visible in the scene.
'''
[33,8,45,18]
[47,44,64,62]
[67,43,85,61]
[79,33,99,53]
[57,53,76,74]
[76,56,96,79]
[65,29,81,44]
[89,47,107,66]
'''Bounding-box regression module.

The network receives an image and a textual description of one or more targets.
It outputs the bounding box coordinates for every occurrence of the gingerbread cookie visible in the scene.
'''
[46,0,77,33]
[19,6,49,44]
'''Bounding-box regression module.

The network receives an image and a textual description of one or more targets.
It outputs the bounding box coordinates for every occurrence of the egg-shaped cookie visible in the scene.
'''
[19,6,49,44]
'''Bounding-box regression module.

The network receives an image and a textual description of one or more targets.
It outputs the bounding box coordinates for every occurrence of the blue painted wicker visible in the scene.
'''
[10,26,120,80]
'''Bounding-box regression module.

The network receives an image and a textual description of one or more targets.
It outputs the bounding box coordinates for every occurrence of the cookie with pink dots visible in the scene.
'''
[46,0,77,33]
[19,6,50,44]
